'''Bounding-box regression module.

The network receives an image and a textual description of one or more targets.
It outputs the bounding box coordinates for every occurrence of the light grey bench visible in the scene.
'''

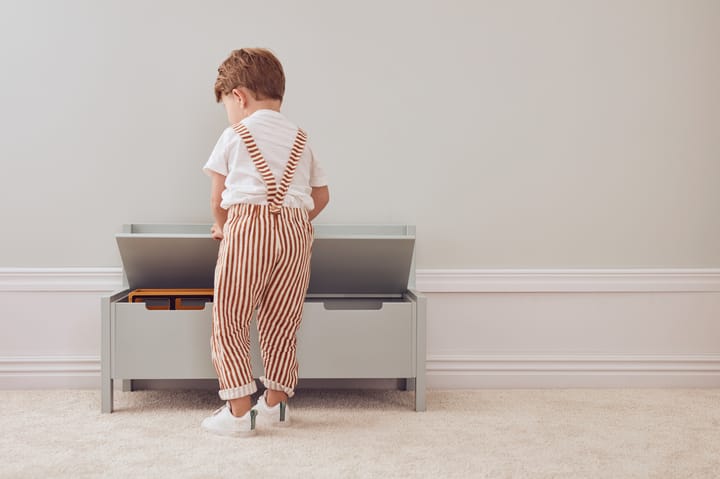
[101,224,426,412]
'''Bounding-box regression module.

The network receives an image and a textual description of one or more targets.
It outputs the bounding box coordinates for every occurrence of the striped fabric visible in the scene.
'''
[211,126,313,400]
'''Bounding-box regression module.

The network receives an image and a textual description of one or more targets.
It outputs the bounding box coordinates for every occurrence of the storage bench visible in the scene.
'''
[101,224,426,412]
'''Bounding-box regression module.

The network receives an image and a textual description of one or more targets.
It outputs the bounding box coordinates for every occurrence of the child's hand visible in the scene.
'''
[211,223,224,241]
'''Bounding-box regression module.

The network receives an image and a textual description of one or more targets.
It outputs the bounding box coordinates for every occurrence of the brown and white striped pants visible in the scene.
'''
[211,124,313,400]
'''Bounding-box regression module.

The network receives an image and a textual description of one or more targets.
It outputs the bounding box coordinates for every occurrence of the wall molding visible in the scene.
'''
[0,268,123,292]
[2,267,720,293]
[415,268,720,292]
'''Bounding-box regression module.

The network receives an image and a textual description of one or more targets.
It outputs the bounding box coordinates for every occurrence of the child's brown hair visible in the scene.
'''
[214,48,285,103]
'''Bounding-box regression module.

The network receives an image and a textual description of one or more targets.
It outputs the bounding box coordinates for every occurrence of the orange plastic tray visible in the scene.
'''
[128,289,214,310]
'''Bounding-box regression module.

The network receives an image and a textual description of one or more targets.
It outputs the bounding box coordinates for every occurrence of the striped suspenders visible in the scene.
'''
[232,122,307,212]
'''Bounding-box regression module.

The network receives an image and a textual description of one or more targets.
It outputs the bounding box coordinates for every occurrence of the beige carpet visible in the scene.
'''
[1,388,719,479]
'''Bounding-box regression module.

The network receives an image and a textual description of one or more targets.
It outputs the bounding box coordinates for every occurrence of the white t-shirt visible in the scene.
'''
[203,109,328,210]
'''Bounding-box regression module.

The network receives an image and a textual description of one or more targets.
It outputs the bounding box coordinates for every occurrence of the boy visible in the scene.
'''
[201,48,329,437]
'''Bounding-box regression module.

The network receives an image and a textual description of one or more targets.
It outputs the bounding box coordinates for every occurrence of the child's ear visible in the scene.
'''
[231,88,245,106]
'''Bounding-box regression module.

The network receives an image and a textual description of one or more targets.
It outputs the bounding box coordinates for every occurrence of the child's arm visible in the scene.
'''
[308,186,329,221]
[209,171,228,240]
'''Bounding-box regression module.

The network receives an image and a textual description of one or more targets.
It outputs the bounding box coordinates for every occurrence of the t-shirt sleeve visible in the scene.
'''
[308,146,328,187]
[202,129,230,177]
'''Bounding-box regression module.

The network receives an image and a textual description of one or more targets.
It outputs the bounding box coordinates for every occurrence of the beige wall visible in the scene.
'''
[1,0,718,268]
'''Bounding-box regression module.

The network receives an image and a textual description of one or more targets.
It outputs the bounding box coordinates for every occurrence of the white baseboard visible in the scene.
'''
[0,356,100,389]
[426,354,720,388]
[1,267,719,390]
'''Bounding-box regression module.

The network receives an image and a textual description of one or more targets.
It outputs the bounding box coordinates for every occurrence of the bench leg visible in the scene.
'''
[101,377,113,413]
[415,386,426,412]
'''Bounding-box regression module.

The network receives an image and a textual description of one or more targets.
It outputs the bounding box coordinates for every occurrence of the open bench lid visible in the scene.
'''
[116,224,416,295]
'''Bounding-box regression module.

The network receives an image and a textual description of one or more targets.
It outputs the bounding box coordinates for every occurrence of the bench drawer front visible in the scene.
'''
[112,304,218,378]
[298,301,414,378]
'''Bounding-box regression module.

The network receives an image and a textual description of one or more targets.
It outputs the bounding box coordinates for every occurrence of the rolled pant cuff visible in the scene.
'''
[260,376,295,398]
[219,381,258,400]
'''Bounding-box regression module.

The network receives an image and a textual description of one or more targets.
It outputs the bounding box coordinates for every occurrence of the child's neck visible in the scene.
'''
[246,99,282,116]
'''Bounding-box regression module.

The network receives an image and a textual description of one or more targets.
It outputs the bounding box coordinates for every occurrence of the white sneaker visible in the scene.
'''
[201,403,257,437]
[255,391,291,427]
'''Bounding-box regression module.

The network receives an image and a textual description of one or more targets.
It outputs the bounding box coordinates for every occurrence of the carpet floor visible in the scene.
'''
[1,388,719,478]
